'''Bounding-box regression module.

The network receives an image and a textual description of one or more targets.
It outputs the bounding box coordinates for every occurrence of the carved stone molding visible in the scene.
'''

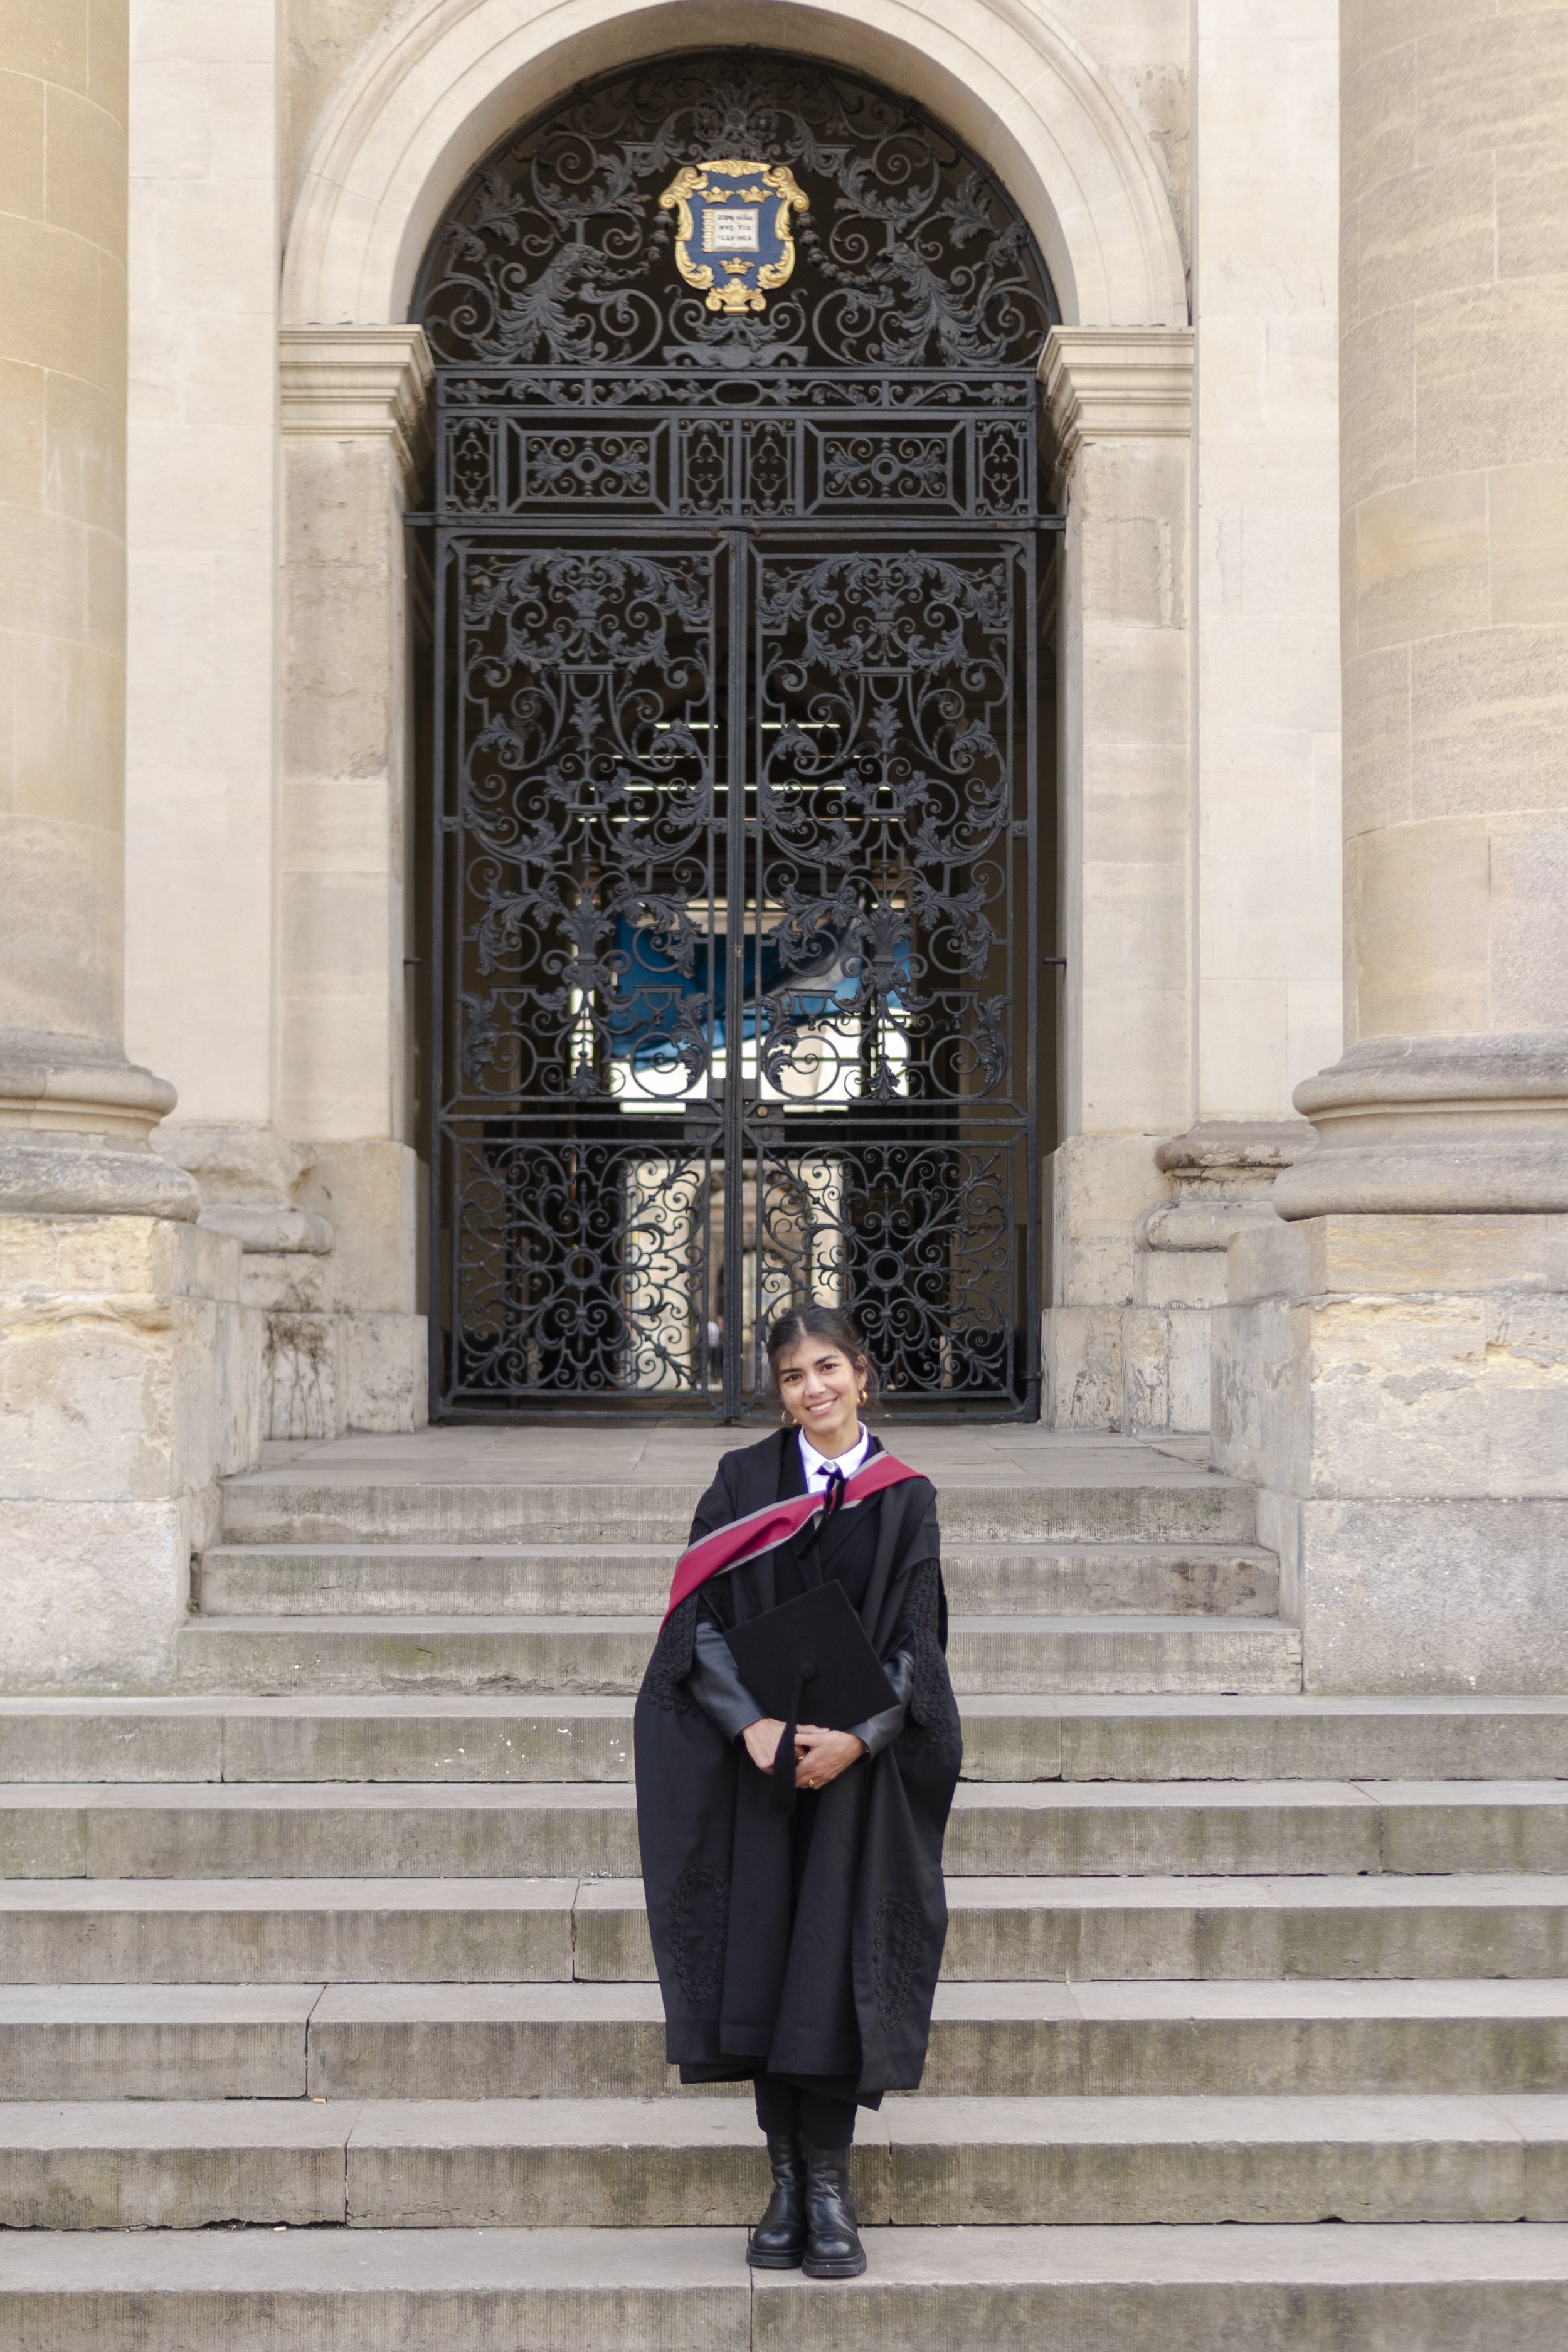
[279,325,435,475]
[1274,1034,1568,1217]
[0,1037,199,1219]
[1041,326,1194,479]
[152,1123,334,1256]
[1139,1120,1312,1254]
[280,0,1187,334]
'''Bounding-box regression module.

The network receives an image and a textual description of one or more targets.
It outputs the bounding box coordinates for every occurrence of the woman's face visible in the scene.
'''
[773,1337,864,1449]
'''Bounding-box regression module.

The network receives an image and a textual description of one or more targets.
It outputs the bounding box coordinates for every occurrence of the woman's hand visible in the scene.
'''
[742,1718,788,1774]
[740,1719,867,1788]
[792,1725,867,1789]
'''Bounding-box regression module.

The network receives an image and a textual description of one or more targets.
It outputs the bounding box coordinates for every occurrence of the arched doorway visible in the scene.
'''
[413,50,1059,1418]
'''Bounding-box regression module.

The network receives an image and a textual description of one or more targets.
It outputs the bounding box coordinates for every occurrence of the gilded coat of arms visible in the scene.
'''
[659,158,808,315]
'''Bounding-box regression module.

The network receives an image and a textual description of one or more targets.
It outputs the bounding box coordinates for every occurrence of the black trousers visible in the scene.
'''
[753,2072,857,2150]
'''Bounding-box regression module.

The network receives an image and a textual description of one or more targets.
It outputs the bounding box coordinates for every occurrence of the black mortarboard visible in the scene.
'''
[723,1580,897,1814]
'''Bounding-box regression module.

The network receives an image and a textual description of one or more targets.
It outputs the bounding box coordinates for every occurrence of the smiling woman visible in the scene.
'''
[633,1302,961,2280]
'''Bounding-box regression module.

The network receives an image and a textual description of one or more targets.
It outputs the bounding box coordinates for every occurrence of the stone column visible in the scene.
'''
[1039,327,1195,1428]
[0,0,189,1216]
[1274,0,1568,1214]
[1214,0,1568,1690]
[0,2,261,1691]
[277,326,433,1434]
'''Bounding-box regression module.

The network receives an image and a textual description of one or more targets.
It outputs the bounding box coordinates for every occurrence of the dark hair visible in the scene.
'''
[763,1303,879,1402]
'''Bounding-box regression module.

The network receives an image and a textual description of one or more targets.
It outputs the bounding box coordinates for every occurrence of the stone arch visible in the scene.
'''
[282,0,1187,332]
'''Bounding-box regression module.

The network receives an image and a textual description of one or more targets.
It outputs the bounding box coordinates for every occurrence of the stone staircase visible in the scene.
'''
[1,1429,1566,2343]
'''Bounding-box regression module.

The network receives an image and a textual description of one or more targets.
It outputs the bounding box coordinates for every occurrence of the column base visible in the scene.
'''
[1214,1212,1568,1692]
[0,1215,265,1691]
[153,1127,430,1436]
[0,1036,199,1219]
[0,1131,198,1220]
[1044,1124,1306,1433]
[1274,1034,1568,1217]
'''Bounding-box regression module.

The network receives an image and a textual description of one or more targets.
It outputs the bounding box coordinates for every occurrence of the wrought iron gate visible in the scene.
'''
[416,54,1058,1417]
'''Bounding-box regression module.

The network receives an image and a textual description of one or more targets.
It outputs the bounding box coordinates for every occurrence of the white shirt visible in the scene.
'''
[799,1423,872,1503]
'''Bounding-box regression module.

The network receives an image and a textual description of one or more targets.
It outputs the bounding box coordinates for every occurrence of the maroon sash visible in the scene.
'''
[661,1451,923,1624]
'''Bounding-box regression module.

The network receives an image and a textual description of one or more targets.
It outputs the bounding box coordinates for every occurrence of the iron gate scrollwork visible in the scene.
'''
[416,51,1058,1417]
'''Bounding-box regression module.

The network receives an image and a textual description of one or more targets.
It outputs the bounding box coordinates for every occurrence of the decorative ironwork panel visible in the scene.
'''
[416,53,1055,375]
[421,52,1054,1417]
[755,1143,1017,1397]
[751,542,1024,1115]
[450,540,721,1103]
[450,1136,718,1398]
[744,535,1034,1408]
[811,427,960,511]
[512,425,663,509]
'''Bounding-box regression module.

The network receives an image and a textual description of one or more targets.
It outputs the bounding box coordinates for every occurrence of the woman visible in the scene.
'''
[634,1305,961,2279]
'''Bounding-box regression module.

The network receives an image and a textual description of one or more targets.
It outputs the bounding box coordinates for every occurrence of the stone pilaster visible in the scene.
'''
[1127,1122,1310,1433]
[124,0,282,1156]
[277,326,433,1434]
[1215,0,1568,1689]
[1039,328,1194,1428]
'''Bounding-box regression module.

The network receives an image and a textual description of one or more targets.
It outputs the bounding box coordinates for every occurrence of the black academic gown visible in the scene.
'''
[633,1428,962,2105]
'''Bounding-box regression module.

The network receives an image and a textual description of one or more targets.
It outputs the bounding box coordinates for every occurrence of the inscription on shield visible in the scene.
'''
[660,157,807,315]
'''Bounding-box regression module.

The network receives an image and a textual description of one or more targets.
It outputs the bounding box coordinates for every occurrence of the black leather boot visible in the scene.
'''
[800,2139,867,2279]
[746,2132,807,2269]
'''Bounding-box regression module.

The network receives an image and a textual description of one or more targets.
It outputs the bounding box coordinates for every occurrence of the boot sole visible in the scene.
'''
[747,2245,805,2270]
[802,2253,868,2279]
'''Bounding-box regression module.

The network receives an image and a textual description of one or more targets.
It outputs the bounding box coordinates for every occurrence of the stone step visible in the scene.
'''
[172,1614,1304,1697]
[219,1477,1259,1549]
[196,1540,1281,1619]
[9,1980,1568,2103]
[3,2092,1566,2230]
[4,2221,1567,2349]
[3,1780,1565,1881]
[2,1874,1565,1984]
[5,1693,1565,1786]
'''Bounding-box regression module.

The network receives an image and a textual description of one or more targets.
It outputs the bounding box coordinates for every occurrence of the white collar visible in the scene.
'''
[798,1424,872,1487]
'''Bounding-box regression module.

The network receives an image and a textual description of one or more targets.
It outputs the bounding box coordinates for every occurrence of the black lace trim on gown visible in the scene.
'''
[890,1557,960,1755]
[638,1589,700,1714]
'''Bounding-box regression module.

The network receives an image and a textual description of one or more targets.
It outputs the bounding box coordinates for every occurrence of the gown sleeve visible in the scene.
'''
[686,1614,765,1742]
[845,1646,912,1757]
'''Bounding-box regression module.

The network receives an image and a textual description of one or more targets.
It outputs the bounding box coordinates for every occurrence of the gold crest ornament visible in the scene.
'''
[659,158,808,315]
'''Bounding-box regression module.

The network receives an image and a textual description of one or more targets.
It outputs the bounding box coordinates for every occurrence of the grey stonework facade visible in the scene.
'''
[3,0,1565,1692]
[4,3,1568,2328]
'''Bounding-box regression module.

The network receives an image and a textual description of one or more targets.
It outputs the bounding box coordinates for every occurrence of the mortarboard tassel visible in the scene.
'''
[770,1659,817,1816]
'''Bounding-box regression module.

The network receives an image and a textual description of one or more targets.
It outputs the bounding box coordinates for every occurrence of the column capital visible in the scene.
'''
[1040,326,1193,473]
[279,325,435,475]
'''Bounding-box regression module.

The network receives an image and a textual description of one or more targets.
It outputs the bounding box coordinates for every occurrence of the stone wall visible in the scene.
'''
[23,0,1346,1454]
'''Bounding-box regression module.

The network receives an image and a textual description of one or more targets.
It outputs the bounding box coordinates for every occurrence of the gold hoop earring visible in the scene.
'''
[857,1389,868,1406]
[780,1407,793,1428]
